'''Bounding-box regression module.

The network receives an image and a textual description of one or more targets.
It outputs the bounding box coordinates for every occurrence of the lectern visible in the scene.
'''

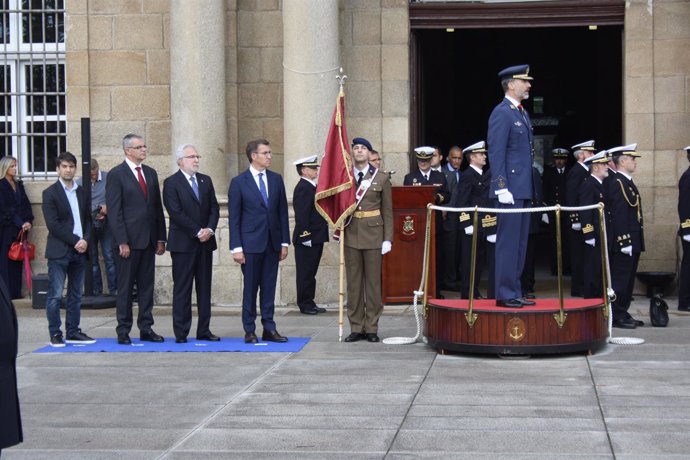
[382,186,437,303]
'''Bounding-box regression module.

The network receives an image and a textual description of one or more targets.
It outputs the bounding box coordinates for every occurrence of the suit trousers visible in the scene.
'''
[171,247,213,339]
[679,239,690,310]
[115,245,156,335]
[610,251,640,320]
[442,226,462,289]
[495,200,530,301]
[241,247,279,334]
[294,243,324,310]
[569,229,585,296]
[345,246,383,333]
[582,242,603,299]
[460,234,485,298]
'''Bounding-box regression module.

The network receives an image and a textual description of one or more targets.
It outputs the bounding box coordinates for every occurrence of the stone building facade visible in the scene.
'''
[20,0,690,305]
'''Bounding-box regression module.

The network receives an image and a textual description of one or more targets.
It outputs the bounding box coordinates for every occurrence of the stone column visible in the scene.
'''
[283,0,340,194]
[170,0,227,189]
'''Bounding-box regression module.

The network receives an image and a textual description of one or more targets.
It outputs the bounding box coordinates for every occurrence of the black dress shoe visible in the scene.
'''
[299,307,318,315]
[496,299,523,308]
[366,333,380,343]
[314,306,327,313]
[175,337,187,344]
[344,332,365,342]
[117,333,131,345]
[520,298,536,306]
[196,333,220,341]
[627,317,644,327]
[612,318,638,329]
[262,330,288,343]
[523,293,536,299]
[244,332,258,344]
[140,330,164,342]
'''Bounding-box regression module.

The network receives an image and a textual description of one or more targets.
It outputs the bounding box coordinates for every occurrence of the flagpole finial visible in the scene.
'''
[336,67,347,87]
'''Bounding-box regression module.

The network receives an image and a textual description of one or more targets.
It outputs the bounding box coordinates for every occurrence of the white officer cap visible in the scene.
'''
[463,141,487,154]
[571,140,596,152]
[584,150,609,164]
[414,146,435,160]
[608,143,640,158]
[292,154,319,167]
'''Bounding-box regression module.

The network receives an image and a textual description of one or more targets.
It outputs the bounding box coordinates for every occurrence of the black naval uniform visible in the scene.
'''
[608,173,644,321]
[565,162,589,296]
[456,165,491,299]
[678,163,690,311]
[441,166,462,291]
[542,164,571,275]
[578,175,607,298]
[292,177,329,313]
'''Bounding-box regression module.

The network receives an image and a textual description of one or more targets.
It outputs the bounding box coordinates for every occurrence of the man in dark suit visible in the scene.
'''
[229,139,290,344]
[456,141,490,299]
[41,151,95,347]
[106,133,167,345]
[163,144,220,343]
[292,155,329,315]
[441,145,463,291]
[487,64,536,308]
[542,148,571,275]
[566,140,596,296]
[0,273,22,454]
[678,145,690,311]
[607,143,645,329]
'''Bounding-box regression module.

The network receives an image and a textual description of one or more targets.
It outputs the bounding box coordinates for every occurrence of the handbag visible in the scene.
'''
[649,296,669,327]
[8,229,36,261]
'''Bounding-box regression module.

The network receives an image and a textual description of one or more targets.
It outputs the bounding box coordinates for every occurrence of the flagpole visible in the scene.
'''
[338,226,345,342]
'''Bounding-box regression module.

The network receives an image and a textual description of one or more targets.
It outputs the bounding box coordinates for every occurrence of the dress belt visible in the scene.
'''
[353,209,381,219]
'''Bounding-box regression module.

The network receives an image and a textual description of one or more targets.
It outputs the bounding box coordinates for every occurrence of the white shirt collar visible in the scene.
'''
[618,170,632,181]
[180,169,195,181]
[249,165,266,177]
[59,178,78,191]
[505,95,521,108]
[301,176,317,187]
[591,174,603,184]
[470,164,483,175]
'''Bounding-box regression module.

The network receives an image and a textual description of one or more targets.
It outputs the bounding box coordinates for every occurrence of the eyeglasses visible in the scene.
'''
[183,155,201,160]
[127,145,147,150]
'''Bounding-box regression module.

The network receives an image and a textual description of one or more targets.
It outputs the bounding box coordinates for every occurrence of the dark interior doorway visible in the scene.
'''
[413,25,623,171]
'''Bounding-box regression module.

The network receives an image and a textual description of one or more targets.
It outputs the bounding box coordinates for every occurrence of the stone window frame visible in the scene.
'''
[1,0,65,178]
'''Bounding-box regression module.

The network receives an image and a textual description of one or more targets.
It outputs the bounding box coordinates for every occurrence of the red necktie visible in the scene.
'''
[518,104,524,111]
[136,166,148,199]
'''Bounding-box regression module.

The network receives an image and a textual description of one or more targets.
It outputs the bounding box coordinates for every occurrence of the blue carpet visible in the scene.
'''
[33,337,310,353]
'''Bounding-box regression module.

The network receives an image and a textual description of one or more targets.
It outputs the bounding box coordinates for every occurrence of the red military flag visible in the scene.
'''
[315,87,356,229]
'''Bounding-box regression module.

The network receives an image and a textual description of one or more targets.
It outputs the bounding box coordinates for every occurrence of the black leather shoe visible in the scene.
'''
[627,317,644,327]
[344,332,365,342]
[299,307,318,315]
[366,333,380,343]
[523,293,536,299]
[314,306,327,313]
[140,330,164,342]
[175,337,187,344]
[117,333,131,345]
[244,332,258,344]
[520,298,536,306]
[612,318,638,329]
[196,333,220,341]
[262,330,288,343]
[496,299,523,308]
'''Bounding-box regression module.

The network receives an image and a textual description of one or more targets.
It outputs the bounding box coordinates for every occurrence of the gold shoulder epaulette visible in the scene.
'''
[682,219,690,229]
[481,215,497,228]
[299,230,311,238]
[459,212,470,222]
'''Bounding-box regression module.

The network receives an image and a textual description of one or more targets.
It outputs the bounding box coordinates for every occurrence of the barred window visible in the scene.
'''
[1,0,65,179]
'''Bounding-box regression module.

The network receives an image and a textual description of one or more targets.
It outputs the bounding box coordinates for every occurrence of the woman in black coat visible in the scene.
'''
[0,156,34,299]
[0,276,22,453]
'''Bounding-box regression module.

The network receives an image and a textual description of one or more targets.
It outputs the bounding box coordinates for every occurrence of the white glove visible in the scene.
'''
[486,234,496,244]
[381,240,392,255]
[585,238,595,247]
[541,213,549,224]
[621,245,633,256]
[302,240,312,247]
[684,235,690,243]
[464,226,473,235]
[571,223,581,231]
[497,190,514,205]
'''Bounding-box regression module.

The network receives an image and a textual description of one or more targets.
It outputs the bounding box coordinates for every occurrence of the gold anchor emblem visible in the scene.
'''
[507,317,526,342]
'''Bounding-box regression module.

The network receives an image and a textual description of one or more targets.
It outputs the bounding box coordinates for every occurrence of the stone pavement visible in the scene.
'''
[5,294,690,459]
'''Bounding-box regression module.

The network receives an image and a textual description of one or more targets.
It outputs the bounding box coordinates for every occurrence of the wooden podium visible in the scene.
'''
[382,186,437,303]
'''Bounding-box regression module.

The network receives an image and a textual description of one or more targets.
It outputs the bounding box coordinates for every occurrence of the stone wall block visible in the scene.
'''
[147,49,170,85]
[89,0,141,14]
[339,8,353,47]
[263,118,284,154]
[653,150,679,187]
[381,8,408,44]
[624,113,654,152]
[382,44,408,81]
[343,46,381,82]
[226,48,238,83]
[625,40,652,77]
[238,0,279,10]
[114,15,164,50]
[352,10,381,45]
[261,47,283,83]
[66,86,89,119]
[238,11,282,47]
[88,16,114,50]
[677,151,689,182]
[382,80,408,117]
[633,152,654,188]
[655,1,690,40]
[624,2,653,41]
[653,39,690,76]
[654,75,685,113]
[238,83,281,118]
[625,76,654,114]
[66,51,89,86]
[346,117,381,151]
[89,51,146,85]
[238,48,262,83]
[90,121,146,155]
[111,86,170,120]
[144,0,170,13]
[227,10,237,48]
[65,14,87,50]
[226,84,238,118]
[65,0,87,14]
[653,186,680,228]
[146,120,172,159]
[382,0,407,7]
[656,113,690,150]
[348,80,382,117]
[342,0,381,9]
[381,151,408,185]
[382,117,408,153]
[89,87,111,120]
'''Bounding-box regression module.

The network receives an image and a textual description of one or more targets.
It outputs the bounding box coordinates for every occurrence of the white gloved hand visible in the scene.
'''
[621,245,633,256]
[381,240,392,255]
[486,234,496,244]
[541,213,549,224]
[497,190,514,205]
[585,238,595,247]
[684,235,690,243]
[571,223,582,231]
[464,226,473,235]
[302,240,312,247]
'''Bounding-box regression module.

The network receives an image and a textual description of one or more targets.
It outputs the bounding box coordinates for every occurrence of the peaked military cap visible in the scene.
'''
[293,154,319,167]
[571,140,596,152]
[498,64,533,81]
[608,143,640,158]
[584,150,609,164]
[351,137,372,151]
[552,148,570,158]
[414,146,435,160]
[683,145,690,152]
[463,141,487,154]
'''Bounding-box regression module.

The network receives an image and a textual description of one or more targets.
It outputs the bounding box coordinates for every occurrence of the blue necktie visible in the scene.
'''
[190,176,200,200]
[258,172,268,206]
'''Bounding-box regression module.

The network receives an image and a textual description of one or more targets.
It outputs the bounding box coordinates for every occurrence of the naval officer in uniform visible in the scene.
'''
[677,145,690,311]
